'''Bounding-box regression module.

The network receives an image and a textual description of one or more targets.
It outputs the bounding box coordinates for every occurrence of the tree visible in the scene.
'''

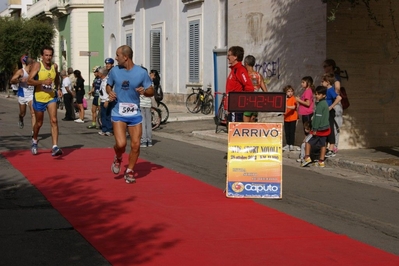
[0,17,55,93]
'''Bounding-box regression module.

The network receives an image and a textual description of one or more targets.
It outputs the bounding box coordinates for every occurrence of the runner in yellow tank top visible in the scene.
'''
[34,61,57,103]
[28,46,63,156]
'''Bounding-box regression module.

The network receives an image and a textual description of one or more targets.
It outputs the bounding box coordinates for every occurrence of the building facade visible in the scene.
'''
[26,0,104,90]
[104,0,227,104]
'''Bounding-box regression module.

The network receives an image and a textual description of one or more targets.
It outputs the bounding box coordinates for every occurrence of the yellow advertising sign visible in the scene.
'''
[226,122,283,198]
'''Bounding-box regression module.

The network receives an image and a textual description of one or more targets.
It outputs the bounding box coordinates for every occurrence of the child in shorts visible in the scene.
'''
[301,86,330,168]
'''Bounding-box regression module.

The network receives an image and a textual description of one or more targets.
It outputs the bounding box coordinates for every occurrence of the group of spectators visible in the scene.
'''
[225,46,344,168]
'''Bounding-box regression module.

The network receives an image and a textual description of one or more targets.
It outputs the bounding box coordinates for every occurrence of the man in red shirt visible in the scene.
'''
[226,46,254,122]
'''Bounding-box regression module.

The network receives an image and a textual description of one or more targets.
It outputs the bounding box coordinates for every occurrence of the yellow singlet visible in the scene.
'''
[34,62,56,103]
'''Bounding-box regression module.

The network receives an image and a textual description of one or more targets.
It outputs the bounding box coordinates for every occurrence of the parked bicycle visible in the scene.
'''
[185,87,213,115]
[151,106,162,129]
[213,92,228,133]
[154,100,169,124]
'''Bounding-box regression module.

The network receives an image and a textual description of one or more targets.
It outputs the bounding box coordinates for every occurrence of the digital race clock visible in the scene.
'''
[227,92,286,112]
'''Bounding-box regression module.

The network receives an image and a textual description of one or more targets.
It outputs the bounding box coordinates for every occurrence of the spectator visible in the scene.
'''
[283,85,298,151]
[225,46,254,122]
[73,70,85,123]
[243,55,267,122]
[321,73,342,157]
[301,86,330,168]
[295,76,315,135]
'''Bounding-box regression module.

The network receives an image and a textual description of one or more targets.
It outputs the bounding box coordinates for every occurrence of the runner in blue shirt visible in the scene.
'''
[106,45,154,183]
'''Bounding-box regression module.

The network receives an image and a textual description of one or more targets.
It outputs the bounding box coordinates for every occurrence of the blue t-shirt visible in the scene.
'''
[107,65,152,119]
[326,86,338,107]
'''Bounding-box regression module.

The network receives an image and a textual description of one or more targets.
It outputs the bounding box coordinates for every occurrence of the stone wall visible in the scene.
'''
[326,0,399,148]
[227,0,399,148]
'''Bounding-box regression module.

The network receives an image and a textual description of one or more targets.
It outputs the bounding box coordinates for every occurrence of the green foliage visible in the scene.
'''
[322,0,383,27]
[0,17,55,73]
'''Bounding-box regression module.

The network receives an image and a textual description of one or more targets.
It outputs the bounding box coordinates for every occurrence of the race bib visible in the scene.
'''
[119,102,138,116]
[41,84,53,92]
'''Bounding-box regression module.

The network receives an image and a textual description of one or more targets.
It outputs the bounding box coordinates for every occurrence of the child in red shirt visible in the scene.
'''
[283,85,298,151]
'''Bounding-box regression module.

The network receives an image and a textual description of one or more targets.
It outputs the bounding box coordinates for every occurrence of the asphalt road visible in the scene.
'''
[0,96,398,265]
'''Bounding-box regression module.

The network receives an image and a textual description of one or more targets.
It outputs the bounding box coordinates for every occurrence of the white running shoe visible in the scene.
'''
[282,145,289,151]
[74,119,84,123]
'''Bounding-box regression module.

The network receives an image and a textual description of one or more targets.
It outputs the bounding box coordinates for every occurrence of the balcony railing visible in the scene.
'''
[28,0,103,18]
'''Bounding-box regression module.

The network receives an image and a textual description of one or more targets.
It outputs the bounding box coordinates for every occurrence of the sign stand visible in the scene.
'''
[226,92,286,199]
[79,51,99,92]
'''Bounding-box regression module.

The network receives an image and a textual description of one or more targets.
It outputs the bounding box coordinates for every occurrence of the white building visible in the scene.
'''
[104,0,228,105]
[25,0,104,90]
[0,0,33,18]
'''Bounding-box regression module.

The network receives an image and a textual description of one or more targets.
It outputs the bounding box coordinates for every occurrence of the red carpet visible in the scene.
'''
[3,148,399,265]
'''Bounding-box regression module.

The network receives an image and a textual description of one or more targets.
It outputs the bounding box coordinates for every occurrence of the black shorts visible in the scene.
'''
[92,96,99,106]
[228,112,243,122]
[308,135,327,148]
[76,94,84,104]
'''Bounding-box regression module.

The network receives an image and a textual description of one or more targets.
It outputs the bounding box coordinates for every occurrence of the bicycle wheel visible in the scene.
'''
[151,107,161,129]
[157,102,169,124]
[185,93,201,113]
[201,93,214,115]
[215,96,227,133]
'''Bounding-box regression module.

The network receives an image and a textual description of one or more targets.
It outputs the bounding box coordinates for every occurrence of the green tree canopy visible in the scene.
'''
[0,17,54,89]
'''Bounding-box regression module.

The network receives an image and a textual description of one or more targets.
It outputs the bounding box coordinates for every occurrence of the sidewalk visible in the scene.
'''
[163,103,399,183]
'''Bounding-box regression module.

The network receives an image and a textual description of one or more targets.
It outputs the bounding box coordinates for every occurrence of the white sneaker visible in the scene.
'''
[289,145,295,151]
[282,145,289,151]
[74,119,84,123]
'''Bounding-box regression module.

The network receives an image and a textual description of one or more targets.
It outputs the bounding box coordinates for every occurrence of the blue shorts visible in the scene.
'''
[112,115,143,127]
[33,97,57,112]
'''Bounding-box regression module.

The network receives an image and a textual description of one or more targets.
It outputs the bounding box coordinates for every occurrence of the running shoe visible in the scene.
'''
[51,146,63,156]
[282,145,289,151]
[74,119,84,123]
[105,132,113,136]
[98,131,106,136]
[325,150,336,157]
[87,124,97,129]
[147,141,153,147]
[18,120,24,129]
[124,170,136,184]
[316,161,325,168]
[140,141,147,148]
[111,156,122,174]
[289,145,295,151]
[31,142,38,155]
[301,157,312,167]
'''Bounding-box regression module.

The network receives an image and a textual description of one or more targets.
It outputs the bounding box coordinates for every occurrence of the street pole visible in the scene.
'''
[79,51,99,97]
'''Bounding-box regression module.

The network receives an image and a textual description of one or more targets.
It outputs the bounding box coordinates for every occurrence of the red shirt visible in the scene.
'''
[225,63,254,109]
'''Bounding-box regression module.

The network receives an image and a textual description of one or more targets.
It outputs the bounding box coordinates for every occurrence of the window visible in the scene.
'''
[150,29,161,74]
[189,20,200,83]
[126,33,132,48]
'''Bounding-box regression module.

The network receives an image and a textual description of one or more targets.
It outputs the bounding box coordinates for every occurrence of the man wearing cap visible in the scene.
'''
[87,66,102,129]
[10,56,36,132]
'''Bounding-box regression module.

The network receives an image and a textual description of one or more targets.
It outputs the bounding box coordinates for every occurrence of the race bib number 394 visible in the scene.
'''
[119,102,138,116]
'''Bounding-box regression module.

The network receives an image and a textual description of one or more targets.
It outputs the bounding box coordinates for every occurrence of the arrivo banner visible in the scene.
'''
[226,122,283,198]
